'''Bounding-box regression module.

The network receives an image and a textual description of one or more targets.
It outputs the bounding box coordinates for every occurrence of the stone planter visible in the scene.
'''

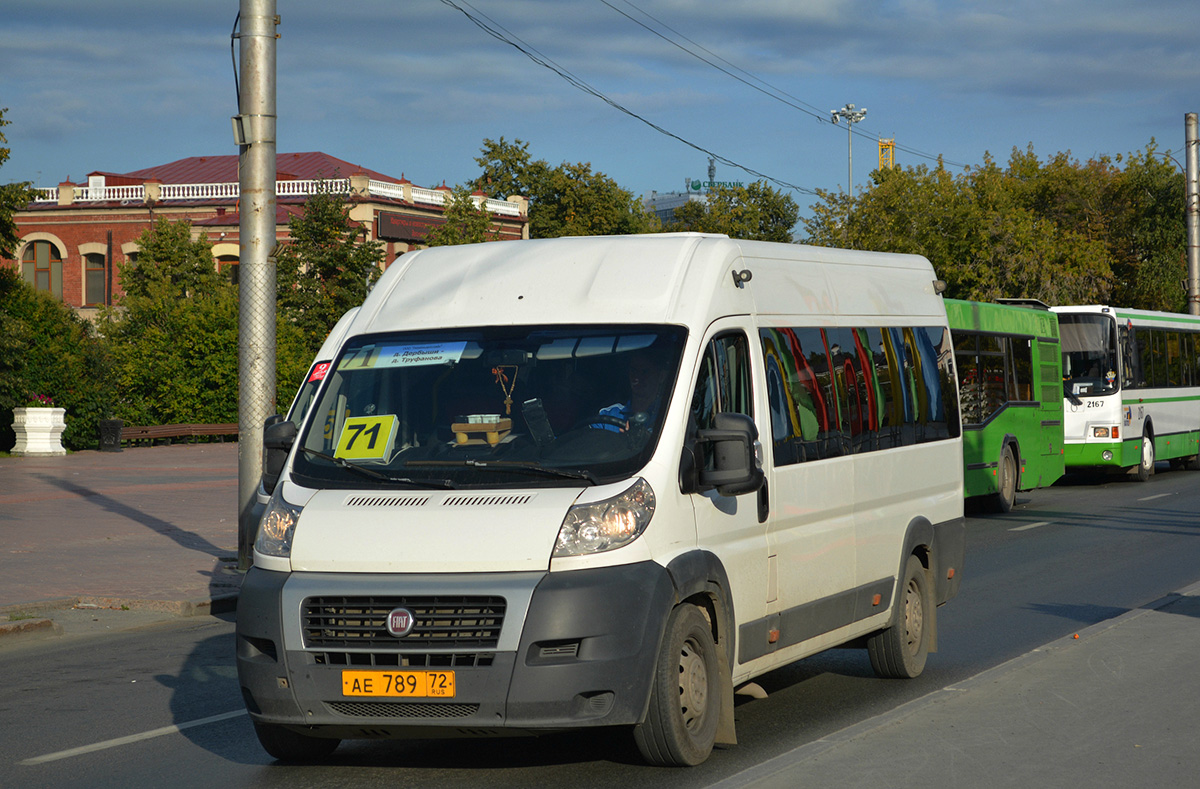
[12,407,67,457]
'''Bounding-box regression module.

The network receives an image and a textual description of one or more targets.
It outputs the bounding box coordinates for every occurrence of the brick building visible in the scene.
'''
[3,152,528,319]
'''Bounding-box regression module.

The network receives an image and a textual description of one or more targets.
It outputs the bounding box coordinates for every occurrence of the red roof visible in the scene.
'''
[97,152,408,186]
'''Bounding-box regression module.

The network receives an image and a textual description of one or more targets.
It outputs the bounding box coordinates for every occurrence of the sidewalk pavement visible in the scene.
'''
[716,582,1200,788]
[0,443,243,640]
[3,445,1199,785]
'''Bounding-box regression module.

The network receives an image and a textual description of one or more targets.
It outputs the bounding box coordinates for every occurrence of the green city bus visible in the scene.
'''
[946,299,1065,511]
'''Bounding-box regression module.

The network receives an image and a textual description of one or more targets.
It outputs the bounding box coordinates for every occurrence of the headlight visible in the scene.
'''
[554,478,655,558]
[256,487,303,558]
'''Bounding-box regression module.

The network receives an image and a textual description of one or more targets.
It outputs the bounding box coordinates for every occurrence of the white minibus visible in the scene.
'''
[237,233,965,767]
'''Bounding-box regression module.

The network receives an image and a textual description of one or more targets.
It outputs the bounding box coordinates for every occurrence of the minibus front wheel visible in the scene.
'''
[633,603,720,767]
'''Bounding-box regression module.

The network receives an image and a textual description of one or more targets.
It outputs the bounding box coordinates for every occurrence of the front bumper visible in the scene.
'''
[1063,439,1135,469]
[236,562,675,739]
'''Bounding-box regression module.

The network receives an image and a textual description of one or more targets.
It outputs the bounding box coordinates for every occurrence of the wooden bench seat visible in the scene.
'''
[119,423,239,446]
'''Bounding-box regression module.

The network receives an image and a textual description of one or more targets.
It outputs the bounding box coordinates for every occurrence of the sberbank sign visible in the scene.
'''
[691,179,744,191]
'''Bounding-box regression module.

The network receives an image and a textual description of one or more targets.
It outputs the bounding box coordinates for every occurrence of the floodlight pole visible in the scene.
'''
[235,0,278,570]
[1186,112,1199,316]
[831,103,868,193]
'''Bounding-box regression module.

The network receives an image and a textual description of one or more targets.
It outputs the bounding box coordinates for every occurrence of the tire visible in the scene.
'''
[1133,429,1155,482]
[633,604,721,767]
[1185,452,1200,472]
[991,444,1018,513]
[252,721,340,763]
[868,555,932,679]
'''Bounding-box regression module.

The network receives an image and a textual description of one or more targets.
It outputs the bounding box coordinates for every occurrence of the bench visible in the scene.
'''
[119,423,239,447]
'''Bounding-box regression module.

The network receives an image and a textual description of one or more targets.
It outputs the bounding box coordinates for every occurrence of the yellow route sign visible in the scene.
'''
[334,415,398,460]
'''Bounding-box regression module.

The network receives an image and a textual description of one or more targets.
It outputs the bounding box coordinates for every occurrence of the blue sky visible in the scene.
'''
[2,0,1197,221]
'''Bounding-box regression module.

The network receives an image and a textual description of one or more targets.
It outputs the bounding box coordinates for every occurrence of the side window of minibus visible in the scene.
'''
[691,333,753,432]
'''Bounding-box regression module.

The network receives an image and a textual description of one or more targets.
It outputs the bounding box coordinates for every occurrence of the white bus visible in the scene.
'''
[1053,305,1200,479]
[238,234,965,767]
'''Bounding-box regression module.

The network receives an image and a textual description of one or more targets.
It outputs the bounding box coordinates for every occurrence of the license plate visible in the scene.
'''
[341,670,456,698]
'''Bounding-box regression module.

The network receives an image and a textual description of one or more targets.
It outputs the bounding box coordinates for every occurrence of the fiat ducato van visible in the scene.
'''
[237,233,964,766]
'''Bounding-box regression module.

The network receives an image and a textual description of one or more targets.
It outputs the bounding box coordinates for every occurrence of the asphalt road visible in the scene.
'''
[3,466,1199,788]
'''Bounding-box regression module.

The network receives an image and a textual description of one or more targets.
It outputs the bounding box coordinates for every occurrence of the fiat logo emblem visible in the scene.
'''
[386,607,415,637]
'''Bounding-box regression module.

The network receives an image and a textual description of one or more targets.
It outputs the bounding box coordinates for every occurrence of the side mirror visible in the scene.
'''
[696,412,765,497]
[261,414,297,494]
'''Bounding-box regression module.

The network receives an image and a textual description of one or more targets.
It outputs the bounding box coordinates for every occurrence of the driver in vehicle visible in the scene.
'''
[593,349,669,433]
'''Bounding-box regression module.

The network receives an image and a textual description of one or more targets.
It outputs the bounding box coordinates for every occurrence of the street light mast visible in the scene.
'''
[830,103,868,193]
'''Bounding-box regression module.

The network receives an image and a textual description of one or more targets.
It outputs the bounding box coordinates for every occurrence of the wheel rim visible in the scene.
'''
[677,637,709,734]
[903,577,925,656]
[1143,436,1154,470]
[1001,452,1016,498]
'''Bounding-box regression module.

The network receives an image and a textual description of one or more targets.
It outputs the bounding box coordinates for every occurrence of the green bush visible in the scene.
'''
[0,267,116,450]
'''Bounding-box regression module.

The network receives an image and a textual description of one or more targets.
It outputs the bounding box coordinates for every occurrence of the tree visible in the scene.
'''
[473,137,658,238]
[664,181,799,242]
[1104,144,1187,311]
[100,218,309,426]
[117,216,226,303]
[800,143,1189,308]
[277,181,384,353]
[0,107,37,260]
[424,185,498,247]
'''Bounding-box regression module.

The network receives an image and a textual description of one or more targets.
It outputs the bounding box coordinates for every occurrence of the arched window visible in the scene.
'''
[85,253,107,306]
[21,241,63,298]
[217,255,239,285]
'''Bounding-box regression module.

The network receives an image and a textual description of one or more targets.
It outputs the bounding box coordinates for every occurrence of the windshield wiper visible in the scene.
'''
[298,447,456,489]
[408,459,599,485]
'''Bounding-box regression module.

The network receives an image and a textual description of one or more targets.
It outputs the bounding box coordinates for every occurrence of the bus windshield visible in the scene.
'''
[291,325,686,489]
[1058,313,1119,396]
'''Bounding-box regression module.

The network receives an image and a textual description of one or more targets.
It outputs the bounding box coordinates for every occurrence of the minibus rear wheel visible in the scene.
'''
[867,554,931,679]
[252,721,340,763]
[633,603,720,767]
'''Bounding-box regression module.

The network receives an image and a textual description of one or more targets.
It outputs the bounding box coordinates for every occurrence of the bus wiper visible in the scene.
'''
[408,459,599,485]
[298,447,456,488]
[1062,384,1083,406]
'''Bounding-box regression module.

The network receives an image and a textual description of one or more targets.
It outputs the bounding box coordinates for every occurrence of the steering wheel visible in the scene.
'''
[587,414,629,431]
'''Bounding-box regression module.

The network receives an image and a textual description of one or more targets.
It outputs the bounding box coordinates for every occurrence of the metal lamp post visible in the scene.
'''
[831,103,868,193]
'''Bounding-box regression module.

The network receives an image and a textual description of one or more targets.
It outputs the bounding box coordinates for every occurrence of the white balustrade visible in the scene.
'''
[28,178,523,215]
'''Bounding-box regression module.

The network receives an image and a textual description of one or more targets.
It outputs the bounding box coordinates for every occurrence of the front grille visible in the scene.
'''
[302,596,506,649]
[327,701,479,719]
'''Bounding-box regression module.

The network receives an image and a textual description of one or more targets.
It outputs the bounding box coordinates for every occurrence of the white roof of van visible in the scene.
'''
[351,234,941,334]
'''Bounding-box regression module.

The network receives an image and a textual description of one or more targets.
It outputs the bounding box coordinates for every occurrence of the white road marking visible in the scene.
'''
[19,709,247,765]
[1010,521,1052,532]
[1138,493,1172,502]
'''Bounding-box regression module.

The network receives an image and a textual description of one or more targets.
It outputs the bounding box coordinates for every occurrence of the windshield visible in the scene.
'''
[1059,313,1119,396]
[292,325,687,489]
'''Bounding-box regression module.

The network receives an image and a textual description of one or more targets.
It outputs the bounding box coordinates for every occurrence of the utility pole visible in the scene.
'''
[234,0,278,569]
[831,103,868,193]
[1186,112,1199,316]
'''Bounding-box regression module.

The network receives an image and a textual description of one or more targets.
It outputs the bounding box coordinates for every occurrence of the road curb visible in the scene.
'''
[0,592,239,641]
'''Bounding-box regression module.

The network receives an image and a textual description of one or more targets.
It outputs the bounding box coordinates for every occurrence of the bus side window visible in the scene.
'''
[1120,325,1137,389]
[691,332,753,431]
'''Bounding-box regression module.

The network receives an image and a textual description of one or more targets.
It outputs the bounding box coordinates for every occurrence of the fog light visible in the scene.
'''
[1102,450,1113,461]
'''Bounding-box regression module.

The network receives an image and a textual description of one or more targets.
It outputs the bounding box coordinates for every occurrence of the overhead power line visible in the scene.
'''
[441,0,819,195]
[609,0,969,170]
